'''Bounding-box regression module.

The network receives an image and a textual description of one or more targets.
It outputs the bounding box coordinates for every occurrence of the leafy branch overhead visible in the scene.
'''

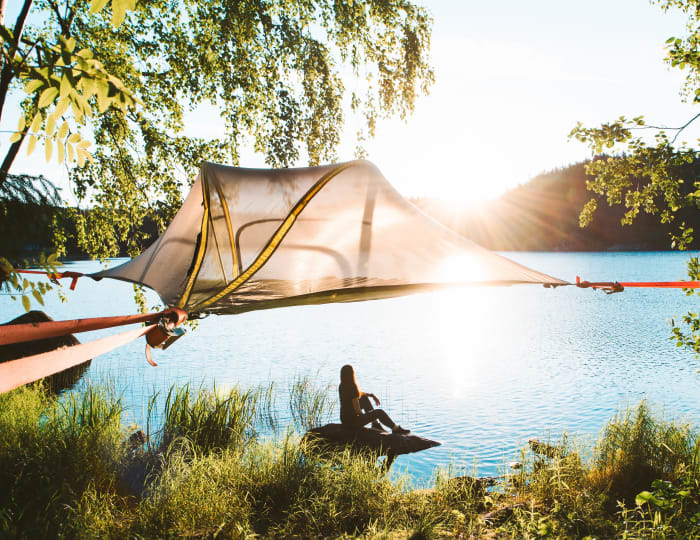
[0,0,433,257]
[1,30,140,167]
[0,0,433,311]
[570,0,700,355]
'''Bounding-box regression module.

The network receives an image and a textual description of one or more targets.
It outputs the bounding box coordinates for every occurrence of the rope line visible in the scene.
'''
[15,269,84,290]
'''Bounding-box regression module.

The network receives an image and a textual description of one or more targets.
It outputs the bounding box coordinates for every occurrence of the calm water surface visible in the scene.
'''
[3,251,700,485]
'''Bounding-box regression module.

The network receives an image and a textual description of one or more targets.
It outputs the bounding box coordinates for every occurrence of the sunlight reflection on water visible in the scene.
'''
[2,252,700,485]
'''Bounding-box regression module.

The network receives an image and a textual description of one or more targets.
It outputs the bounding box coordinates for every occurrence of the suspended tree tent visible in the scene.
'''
[4,160,697,394]
[93,160,568,315]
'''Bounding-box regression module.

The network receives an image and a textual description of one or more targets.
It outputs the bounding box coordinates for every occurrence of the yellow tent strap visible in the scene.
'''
[177,169,211,309]
[189,162,355,312]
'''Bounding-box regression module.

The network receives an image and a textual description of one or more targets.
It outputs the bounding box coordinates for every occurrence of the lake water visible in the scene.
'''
[3,251,700,485]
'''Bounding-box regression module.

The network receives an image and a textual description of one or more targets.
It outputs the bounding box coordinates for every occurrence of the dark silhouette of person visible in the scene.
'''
[338,364,409,434]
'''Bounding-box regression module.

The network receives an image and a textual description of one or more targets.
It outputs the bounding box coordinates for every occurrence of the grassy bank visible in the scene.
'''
[1,383,699,539]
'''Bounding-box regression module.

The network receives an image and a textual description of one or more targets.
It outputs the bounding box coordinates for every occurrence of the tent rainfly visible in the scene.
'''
[8,159,700,394]
[94,160,568,316]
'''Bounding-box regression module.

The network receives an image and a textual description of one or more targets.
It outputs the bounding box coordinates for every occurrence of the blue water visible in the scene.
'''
[3,252,700,485]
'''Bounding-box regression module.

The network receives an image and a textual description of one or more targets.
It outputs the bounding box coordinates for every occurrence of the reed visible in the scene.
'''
[159,382,261,455]
[288,374,335,430]
[593,400,700,504]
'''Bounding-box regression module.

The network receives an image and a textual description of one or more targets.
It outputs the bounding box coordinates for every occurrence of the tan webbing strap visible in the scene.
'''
[0,324,156,394]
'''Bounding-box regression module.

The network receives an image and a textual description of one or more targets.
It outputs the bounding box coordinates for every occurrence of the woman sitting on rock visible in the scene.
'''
[338,364,409,434]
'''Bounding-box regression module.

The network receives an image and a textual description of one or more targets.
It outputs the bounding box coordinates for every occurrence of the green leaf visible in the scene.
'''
[38,87,59,108]
[26,134,37,155]
[77,148,87,167]
[90,0,110,14]
[111,0,132,27]
[30,113,42,133]
[45,139,53,162]
[58,121,69,140]
[59,74,72,98]
[21,295,30,312]
[25,79,44,94]
[76,48,94,60]
[95,79,110,112]
[55,97,70,116]
[57,141,65,164]
[32,289,44,306]
[635,491,653,506]
[81,77,96,97]
[46,114,56,135]
[65,37,76,53]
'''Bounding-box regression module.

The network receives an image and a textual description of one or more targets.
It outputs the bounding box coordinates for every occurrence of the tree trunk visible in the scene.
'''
[0,132,27,190]
[0,0,34,192]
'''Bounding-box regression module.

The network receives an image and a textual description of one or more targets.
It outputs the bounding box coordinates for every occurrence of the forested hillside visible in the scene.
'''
[414,160,700,251]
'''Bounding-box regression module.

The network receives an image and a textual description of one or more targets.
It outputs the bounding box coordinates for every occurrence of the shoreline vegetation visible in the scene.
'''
[1,381,698,539]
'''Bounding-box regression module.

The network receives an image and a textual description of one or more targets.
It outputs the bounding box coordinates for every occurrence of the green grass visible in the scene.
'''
[1,384,699,539]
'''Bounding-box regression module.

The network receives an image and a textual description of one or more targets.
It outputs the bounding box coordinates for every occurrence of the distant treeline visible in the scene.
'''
[0,201,159,261]
[413,160,700,251]
[4,159,700,260]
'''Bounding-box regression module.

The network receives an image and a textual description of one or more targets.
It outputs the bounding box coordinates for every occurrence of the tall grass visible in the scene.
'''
[1,382,699,539]
[159,383,261,455]
[288,374,335,430]
[593,400,700,504]
[0,384,124,538]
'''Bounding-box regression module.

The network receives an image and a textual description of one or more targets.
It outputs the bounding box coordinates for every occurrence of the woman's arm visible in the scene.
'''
[351,397,362,415]
[361,391,380,406]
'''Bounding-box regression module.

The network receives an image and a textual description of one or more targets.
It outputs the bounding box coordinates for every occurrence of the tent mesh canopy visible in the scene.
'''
[95,161,568,315]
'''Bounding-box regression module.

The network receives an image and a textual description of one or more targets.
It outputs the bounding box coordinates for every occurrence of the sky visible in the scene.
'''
[4,0,700,206]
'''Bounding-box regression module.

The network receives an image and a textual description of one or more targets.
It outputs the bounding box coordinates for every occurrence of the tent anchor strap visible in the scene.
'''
[0,308,188,395]
[575,276,700,294]
[14,269,85,290]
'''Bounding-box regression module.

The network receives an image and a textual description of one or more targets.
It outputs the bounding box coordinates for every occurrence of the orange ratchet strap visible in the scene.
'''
[0,309,186,347]
[0,308,187,394]
[576,276,700,294]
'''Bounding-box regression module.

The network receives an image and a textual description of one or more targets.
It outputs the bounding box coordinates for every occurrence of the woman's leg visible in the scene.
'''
[355,408,396,430]
[359,395,385,429]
